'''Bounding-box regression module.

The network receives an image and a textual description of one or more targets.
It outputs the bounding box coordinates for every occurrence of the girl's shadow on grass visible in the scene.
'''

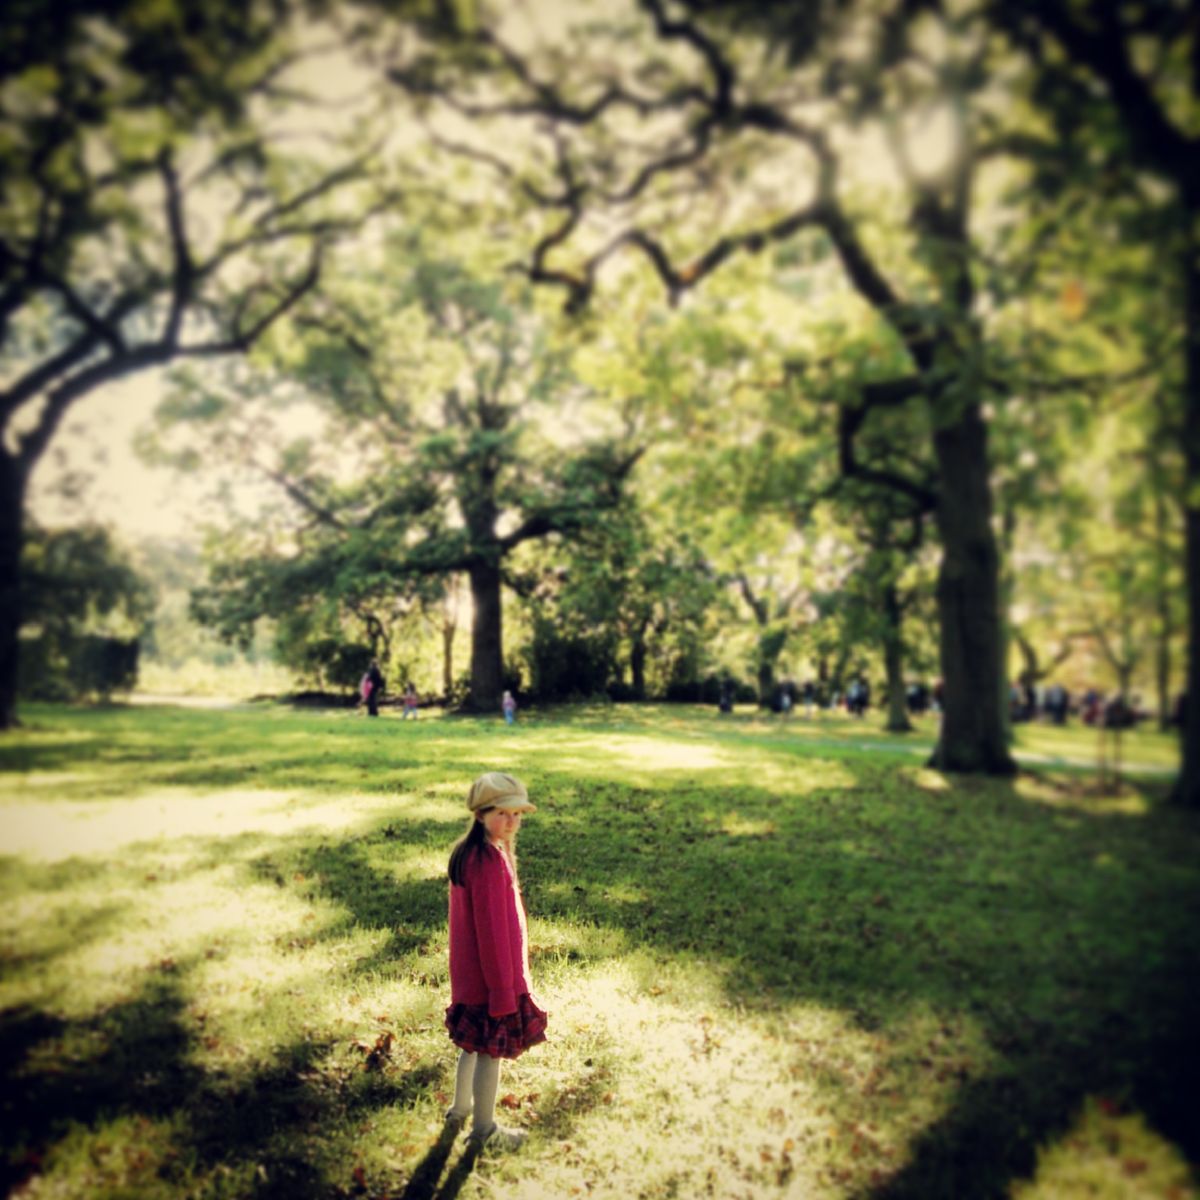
[399,1121,481,1200]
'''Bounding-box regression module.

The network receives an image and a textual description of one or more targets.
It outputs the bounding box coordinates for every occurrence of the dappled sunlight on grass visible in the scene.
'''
[491,956,838,1199]
[1012,1098,1196,1200]
[744,756,859,792]
[379,844,453,883]
[22,1112,183,1198]
[0,788,415,863]
[415,778,478,801]
[1,704,1196,1199]
[1014,774,1151,817]
[716,811,778,837]
[508,730,733,775]
[902,766,952,791]
[540,702,1180,775]
[486,957,1001,1199]
[1013,724,1180,770]
[2,866,342,1018]
[11,769,106,794]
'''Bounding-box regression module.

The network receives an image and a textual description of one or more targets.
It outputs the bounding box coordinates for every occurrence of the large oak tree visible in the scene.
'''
[389,0,1039,770]
[151,240,639,710]
[982,0,1198,800]
[0,0,386,726]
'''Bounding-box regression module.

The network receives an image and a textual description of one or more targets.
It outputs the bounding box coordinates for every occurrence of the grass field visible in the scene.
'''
[1,702,1196,1200]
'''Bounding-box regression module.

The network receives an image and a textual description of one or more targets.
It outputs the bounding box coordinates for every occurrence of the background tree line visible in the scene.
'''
[8,0,1193,800]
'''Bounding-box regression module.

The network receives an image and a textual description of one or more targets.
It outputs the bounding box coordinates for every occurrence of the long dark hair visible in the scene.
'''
[448,809,492,887]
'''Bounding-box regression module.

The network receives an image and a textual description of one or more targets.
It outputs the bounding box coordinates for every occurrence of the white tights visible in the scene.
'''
[449,1049,501,1135]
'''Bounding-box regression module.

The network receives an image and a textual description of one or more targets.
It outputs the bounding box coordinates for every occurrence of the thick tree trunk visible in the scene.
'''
[441,578,461,699]
[757,659,775,709]
[998,504,1016,746]
[1155,630,1171,733]
[1179,503,1200,805]
[1150,464,1171,731]
[829,644,851,705]
[928,404,1017,774]
[630,630,647,701]
[1172,245,1200,806]
[442,621,455,698]
[467,559,503,713]
[0,453,24,730]
[1154,575,1171,731]
[881,583,913,733]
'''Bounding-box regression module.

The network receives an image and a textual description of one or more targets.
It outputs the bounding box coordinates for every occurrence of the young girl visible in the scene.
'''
[444,772,547,1150]
[501,690,517,725]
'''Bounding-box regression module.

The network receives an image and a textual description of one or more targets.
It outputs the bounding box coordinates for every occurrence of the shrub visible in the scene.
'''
[524,620,616,701]
[665,673,756,705]
[18,635,139,700]
[294,639,375,691]
[74,636,139,699]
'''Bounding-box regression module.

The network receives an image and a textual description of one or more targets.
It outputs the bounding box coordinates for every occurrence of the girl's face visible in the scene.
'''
[479,807,522,843]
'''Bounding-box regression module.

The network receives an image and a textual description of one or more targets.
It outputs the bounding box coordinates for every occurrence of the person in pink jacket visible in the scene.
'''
[443,771,547,1151]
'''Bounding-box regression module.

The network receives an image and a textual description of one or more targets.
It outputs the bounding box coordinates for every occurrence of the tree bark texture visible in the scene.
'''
[757,660,775,709]
[929,405,1017,774]
[997,504,1016,747]
[1151,469,1172,732]
[0,454,24,729]
[881,583,913,733]
[468,560,503,713]
[442,620,455,699]
[1173,242,1200,806]
[630,631,647,701]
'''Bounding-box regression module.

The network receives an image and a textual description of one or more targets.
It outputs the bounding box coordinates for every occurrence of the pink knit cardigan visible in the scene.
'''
[448,842,532,1017]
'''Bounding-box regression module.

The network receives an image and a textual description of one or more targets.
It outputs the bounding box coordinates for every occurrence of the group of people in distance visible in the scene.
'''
[358,658,1183,733]
[358,660,519,725]
[723,675,1187,731]
[1010,680,1072,725]
[1009,681,1177,729]
[724,676,896,718]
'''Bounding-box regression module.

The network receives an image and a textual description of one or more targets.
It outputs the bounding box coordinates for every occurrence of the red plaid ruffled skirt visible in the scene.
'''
[445,992,548,1059]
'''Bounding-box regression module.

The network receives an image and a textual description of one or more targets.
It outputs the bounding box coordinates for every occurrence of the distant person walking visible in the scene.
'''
[502,690,518,726]
[361,659,385,718]
[443,772,546,1152]
[403,683,419,720]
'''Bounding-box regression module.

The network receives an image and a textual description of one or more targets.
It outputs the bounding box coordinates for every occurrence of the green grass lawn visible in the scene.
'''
[1,702,1196,1200]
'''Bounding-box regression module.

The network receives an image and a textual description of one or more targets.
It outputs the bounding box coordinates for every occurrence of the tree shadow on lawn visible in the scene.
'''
[537,764,1200,1198]
[243,818,454,968]
[0,956,447,1200]
[229,765,1198,1196]
[0,898,129,976]
[210,758,1200,1197]
[180,1040,443,1200]
[0,973,204,1195]
[0,710,452,803]
[6,724,1197,1199]
[857,1011,1198,1200]
[5,750,436,802]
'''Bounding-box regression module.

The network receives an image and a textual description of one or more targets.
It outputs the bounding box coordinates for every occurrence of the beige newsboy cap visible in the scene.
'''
[466,771,536,814]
